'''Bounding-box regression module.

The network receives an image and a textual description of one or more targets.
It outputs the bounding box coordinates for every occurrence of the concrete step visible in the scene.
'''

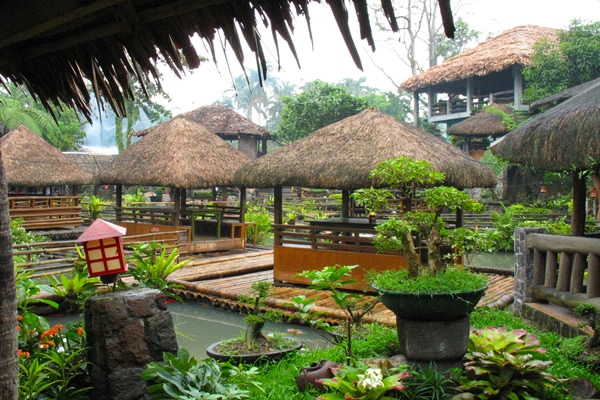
[523,302,592,338]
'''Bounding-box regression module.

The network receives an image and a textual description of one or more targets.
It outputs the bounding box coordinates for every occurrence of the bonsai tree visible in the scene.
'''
[238,280,283,349]
[367,156,484,278]
[351,187,393,218]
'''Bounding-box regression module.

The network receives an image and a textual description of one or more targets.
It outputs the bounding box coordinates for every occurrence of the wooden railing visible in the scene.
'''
[9,196,84,230]
[527,233,600,307]
[273,223,379,254]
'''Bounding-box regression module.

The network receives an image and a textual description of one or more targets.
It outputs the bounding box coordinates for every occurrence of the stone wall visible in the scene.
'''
[513,227,546,314]
[85,288,178,400]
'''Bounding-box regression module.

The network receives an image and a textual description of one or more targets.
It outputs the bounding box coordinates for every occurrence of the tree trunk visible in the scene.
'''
[0,150,18,399]
[404,231,420,277]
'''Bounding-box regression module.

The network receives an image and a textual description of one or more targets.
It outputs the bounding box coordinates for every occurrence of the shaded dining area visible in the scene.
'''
[234,108,498,290]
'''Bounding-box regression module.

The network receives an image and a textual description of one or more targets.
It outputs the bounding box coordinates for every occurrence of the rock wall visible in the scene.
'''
[85,288,178,400]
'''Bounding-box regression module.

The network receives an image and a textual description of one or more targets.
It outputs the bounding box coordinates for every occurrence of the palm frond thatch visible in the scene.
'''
[63,153,117,184]
[99,116,250,188]
[132,105,269,139]
[491,79,600,171]
[401,25,558,93]
[447,104,515,137]
[0,126,93,186]
[234,108,497,190]
[528,77,600,114]
[0,1,424,121]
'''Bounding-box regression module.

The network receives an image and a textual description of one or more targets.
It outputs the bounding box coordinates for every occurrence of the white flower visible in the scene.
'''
[357,367,384,391]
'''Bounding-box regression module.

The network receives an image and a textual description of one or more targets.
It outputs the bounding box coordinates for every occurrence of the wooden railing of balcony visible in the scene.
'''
[528,233,600,309]
[9,196,84,230]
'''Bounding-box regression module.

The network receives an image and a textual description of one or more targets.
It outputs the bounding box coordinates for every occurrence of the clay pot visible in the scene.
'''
[295,359,338,392]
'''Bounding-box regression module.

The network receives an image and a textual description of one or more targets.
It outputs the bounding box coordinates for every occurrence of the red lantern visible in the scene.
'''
[540,185,547,194]
[591,188,598,198]
[76,219,127,284]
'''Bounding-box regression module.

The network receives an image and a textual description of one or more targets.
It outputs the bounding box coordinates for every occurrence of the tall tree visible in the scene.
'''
[523,20,600,103]
[274,80,369,143]
[0,150,16,400]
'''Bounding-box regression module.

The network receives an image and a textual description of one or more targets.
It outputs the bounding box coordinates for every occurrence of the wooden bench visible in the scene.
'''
[10,206,84,230]
[221,221,258,247]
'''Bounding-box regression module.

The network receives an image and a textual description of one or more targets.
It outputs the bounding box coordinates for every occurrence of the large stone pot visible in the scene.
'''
[206,337,303,364]
[373,284,488,369]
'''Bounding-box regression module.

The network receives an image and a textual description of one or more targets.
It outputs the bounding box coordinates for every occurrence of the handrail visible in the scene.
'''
[527,233,600,304]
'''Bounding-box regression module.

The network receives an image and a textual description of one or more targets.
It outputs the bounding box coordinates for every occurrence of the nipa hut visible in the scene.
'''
[99,116,250,223]
[491,78,600,235]
[1,126,92,188]
[133,105,270,160]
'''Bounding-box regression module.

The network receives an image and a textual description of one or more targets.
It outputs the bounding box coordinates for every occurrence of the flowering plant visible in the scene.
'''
[18,315,92,400]
[316,362,409,400]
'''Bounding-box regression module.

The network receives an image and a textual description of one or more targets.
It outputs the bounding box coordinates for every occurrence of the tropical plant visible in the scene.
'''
[18,320,91,400]
[316,360,410,400]
[366,156,483,279]
[123,187,147,205]
[399,364,461,400]
[142,348,262,400]
[127,241,189,300]
[459,326,566,399]
[82,194,112,220]
[351,187,393,217]
[237,280,284,349]
[46,271,100,314]
[244,202,272,244]
[293,265,379,362]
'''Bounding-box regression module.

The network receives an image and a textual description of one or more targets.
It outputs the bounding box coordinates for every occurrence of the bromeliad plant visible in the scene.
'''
[316,361,410,400]
[46,271,101,314]
[459,326,566,399]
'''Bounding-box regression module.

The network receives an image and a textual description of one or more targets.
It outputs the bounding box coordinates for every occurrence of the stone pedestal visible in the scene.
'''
[397,315,470,370]
[85,288,178,400]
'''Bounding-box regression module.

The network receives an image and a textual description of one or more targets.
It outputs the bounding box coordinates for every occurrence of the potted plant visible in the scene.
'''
[363,156,488,367]
[206,281,302,363]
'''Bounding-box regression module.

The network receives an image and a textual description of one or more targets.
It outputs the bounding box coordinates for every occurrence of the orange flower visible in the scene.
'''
[17,349,30,358]
[38,343,49,349]
[17,315,23,321]
[77,327,85,335]
[17,326,21,332]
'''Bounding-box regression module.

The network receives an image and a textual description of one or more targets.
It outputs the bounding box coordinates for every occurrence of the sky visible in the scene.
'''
[83,0,600,151]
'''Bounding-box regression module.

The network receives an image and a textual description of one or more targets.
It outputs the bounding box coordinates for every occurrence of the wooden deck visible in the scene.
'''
[168,249,515,327]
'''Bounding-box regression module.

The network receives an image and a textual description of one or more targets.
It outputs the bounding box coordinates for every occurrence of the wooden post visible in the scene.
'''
[274,186,283,225]
[239,186,247,223]
[571,171,586,236]
[342,190,349,218]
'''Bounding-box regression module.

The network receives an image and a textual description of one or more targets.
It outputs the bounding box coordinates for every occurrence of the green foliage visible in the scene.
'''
[128,241,189,300]
[316,361,410,400]
[16,266,58,314]
[237,281,283,349]
[399,365,462,400]
[459,326,566,399]
[523,21,600,104]
[82,194,112,220]
[46,271,100,314]
[18,320,91,400]
[369,268,488,294]
[274,80,369,143]
[351,187,393,215]
[123,187,147,204]
[294,265,378,362]
[142,348,260,399]
[244,202,273,244]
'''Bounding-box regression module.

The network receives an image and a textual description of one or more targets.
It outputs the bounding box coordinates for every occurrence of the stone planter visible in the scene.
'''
[206,337,303,364]
[373,284,488,370]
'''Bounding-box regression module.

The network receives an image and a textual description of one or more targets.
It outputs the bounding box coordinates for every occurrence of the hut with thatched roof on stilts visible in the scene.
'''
[234,108,497,289]
[99,116,251,252]
[1,126,93,229]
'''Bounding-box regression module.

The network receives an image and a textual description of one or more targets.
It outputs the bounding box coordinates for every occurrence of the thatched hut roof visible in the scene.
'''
[234,108,497,190]
[491,79,600,172]
[133,105,269,139]
[63,153,117,184]
[400,25,558,93]
[447,104,516,137]
[99,116,250,188]
[0,126,93,186]
[0,1,450,121]
[528,77,600,114]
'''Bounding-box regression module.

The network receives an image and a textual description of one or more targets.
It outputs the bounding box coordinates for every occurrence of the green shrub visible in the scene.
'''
[244,202,273,244]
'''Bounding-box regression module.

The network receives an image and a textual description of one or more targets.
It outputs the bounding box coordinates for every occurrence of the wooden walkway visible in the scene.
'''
[169,249,515,327]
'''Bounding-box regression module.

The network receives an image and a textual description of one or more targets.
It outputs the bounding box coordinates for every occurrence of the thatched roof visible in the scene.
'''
[0,1,454,121]
[99,116,250,188]
[400,25,558,93]
[132,105,269,139]
[491,79,600,172]
[447,104,516,137]
[0,126,93,186]
[63,153,117,184]
[528,77,600,114]
[234,108,497,190]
